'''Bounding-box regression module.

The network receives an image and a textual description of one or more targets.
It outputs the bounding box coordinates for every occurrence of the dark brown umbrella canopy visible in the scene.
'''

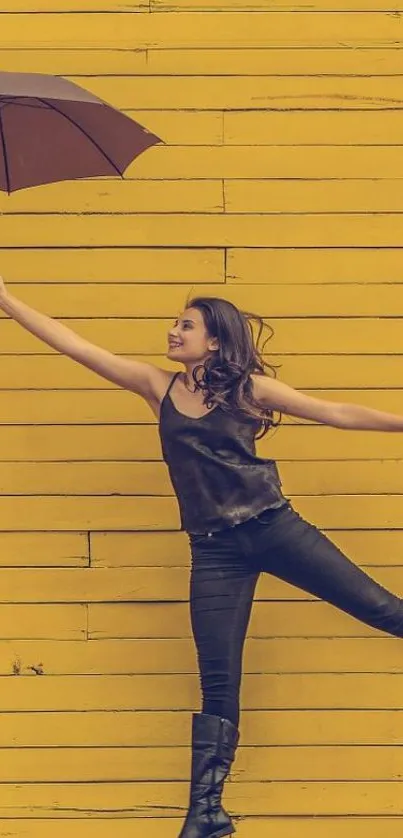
[0,71,162,193]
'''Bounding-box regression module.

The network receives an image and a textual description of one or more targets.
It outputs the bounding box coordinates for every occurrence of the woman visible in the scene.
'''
[1,282,403,838]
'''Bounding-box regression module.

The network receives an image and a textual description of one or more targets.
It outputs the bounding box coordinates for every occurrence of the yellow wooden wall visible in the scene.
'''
[1,1,403,835]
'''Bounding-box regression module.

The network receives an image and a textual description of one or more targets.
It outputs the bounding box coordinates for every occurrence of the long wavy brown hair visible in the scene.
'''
[183,294,281,439]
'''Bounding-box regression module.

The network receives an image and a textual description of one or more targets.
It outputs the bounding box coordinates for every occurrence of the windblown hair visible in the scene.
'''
[183,294,281,440]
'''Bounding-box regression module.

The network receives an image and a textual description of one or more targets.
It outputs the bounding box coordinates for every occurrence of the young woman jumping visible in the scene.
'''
[1,280,403,838]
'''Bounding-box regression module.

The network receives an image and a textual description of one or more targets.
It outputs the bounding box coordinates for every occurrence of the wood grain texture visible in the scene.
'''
[0,819,398,838]
[2,13,403,48]
[6,212,403,246]
[5,47,403,75]
[1,283,403,317]
[1,353,403,388]
[0,317,401,353]
[1,777,403,815]
[0,492,399,529]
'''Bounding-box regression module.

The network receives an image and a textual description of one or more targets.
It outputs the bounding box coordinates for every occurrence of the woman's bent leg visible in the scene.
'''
[252,505,403,637]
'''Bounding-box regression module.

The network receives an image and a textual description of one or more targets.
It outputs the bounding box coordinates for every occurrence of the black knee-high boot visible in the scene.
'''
[178,712,240,838]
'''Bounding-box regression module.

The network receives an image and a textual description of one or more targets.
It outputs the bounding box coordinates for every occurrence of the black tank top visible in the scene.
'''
[158,371,286,534]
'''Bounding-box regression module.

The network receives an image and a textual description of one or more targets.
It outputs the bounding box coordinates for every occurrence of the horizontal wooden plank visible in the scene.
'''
[0,490,394,528]
[92,528,403,568]
[6,47,403,76]
[0,389,401,426]
[0,564,324,602]
[229,318,403,353]
[10,0,403,9]
[239,708,403,746]
[0,604,86,639]
[225,112,403,145]
[2,637,403,675]
[3,420,403,461]
[0,672,401,710]
[126,147,403,180]
[0,181,223,214]
[0,817,400,838]
[0,250,223,283]
[268,429,403,462]
[0,391,156,423]
[0,598,392,641]
[0,49,149,75]
[225,179,403,213]
[1,13,403,49]
[153,0,403,8]
[280,460,403,494]
[0,532,87,566]
[0,562,401,601]
[4,459,403,496]
[89,600,398,637]
[4,284,403,321]
[2,400,403,452]
[3,247,401,284]
[0,596,390,654]
[0,708,402,746]
[1,777,403,814]
[0,524,400,570]
[8,0,148,8]
[72,75,403,111]
[3,353,403,388]
[148,46,403,74]
[2,317,403,354]
[227,248,403,284]
[6,179,403,215]
[8,212,403,248]
[0,495,176,531]
[268,313,403,352]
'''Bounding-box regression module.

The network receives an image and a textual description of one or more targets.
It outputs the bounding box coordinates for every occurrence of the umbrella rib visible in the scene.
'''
[35,96,125,179]
[0,108,11,193]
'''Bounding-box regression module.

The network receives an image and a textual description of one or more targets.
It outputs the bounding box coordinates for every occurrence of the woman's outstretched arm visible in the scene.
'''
[251,373,403,432]
[0,276,161,399]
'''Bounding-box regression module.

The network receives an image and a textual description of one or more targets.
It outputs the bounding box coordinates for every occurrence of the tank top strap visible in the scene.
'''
[164,371,181,399]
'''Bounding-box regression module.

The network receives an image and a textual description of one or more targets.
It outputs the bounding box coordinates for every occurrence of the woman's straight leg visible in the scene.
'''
[189,534,260,729]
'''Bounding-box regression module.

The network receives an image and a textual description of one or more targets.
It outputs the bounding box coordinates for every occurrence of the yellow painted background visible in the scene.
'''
[1,1,403,835]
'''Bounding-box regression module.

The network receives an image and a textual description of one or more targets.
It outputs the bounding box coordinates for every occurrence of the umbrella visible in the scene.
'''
[0,71,163,193]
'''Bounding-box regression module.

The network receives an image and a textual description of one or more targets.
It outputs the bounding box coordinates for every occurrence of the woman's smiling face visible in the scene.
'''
[167,307,219,364]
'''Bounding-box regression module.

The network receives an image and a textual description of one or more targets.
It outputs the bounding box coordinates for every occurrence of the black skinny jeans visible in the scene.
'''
[188,501,403,729]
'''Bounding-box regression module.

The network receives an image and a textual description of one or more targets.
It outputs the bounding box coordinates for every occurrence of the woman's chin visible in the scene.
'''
[167,349,186,362]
